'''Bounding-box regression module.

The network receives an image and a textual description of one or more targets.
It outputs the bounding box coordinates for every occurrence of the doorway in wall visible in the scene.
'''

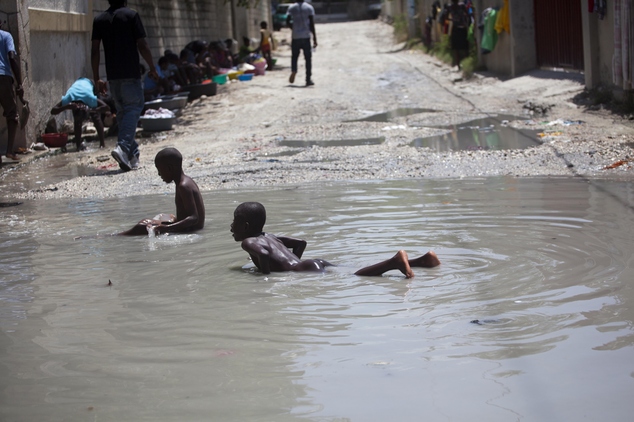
[534,0,584,70]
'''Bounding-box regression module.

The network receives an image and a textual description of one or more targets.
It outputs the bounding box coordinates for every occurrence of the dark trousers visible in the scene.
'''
[291,38,312,82]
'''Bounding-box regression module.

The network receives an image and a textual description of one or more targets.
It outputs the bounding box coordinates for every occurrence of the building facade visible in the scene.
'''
[1,0,272,153]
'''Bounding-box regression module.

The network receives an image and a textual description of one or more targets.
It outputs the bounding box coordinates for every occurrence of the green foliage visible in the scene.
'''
[393,14,408,43]
[425,32,479,79]
[430,34,452,62]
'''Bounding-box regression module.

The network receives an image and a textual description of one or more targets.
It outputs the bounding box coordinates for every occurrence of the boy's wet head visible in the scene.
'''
[155,147,182,167]
[232,202,266,240]
[154,148,183,183]
[260,21,268,29]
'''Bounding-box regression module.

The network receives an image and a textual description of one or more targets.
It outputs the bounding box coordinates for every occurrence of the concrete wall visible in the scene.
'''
[382,0,405,23]
[508,0,536,76]
[0,0,271,154]
[581,0,617,91]
[93,0,234,66]
[1,0,33,153]
[474,0,536,78]
[233,0,271,43]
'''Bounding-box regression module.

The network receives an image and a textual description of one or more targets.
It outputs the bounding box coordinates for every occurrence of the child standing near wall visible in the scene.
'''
[258,21,274,70]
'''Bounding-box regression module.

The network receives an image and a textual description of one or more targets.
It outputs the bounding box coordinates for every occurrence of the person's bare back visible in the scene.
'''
[231,202,440,278]
[118,148,205,236]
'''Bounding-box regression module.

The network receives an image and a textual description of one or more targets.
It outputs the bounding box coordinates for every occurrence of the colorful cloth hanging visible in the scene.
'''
[495,0,510,34]
[481,8,498,54]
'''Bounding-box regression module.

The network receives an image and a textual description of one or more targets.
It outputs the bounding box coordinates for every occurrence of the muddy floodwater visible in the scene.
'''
[1,177,633,421]
[413,115,541,152]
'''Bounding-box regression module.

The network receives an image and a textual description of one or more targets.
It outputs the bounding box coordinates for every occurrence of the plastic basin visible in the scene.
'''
[184,82,218,100]
[238,73,253,81]
[144,96,187,110]
[212,74,228,85]
[227,70,244,80]
[41,133,68,148]
[139,117,176,131]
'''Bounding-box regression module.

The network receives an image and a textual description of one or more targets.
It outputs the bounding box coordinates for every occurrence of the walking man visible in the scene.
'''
[286,0,318,86]
[0,23,25,164]
[91,0,158,171]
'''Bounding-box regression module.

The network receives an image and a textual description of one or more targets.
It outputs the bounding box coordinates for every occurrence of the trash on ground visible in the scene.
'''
[546,118,585,126]
[31,142,48,151]
[537,131,563,138]
[603,159,630,169]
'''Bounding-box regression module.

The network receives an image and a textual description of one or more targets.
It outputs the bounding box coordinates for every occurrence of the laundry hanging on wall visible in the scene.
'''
[480,8,499,54]
[495,0,510,34]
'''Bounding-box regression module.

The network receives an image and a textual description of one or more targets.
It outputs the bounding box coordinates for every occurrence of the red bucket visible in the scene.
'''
[41,133,68,148]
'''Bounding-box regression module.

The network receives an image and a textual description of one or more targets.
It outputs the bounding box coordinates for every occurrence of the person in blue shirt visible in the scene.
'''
[51,78,110,150]
[143,57,169,100]
[0,24,25,163]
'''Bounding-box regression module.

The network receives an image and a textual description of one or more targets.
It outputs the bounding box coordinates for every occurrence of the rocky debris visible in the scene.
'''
[522,101,555,116]
[2,20,633,201]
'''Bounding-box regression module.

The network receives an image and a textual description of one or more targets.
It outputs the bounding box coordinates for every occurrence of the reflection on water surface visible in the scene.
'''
[413,114,541,151]
[345,108,438,123]
[1,177,633,421]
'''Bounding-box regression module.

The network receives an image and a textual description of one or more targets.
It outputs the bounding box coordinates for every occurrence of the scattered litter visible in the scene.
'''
[537,131,563,138]
[31,142,48,151]
[546,118,585,126]
[83,122,97,135]
[381,125,407,131]
[523,101,553,115]
[96,155,110,162]
[603,159,630,169]
[97,162,118,170]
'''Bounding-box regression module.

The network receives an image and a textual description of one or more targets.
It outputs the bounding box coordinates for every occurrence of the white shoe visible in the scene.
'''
[130,155,139,170]
[111,145,131,172]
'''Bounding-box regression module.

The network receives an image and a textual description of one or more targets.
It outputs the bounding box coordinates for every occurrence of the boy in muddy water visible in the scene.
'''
[118,147,205,236]
[230,202,440,277]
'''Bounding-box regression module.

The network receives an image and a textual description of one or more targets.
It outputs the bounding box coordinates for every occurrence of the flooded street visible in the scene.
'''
[2,178,634,421]
[1,19,634,422]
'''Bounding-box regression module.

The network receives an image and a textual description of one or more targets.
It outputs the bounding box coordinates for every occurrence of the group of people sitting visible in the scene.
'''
[44,24,277,151]
[143,23,275,101]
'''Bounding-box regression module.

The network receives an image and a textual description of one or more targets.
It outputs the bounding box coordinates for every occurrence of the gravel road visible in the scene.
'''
[3,20,634,201]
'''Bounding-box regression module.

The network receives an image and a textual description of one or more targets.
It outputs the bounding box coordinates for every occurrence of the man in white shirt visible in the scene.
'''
[286,0,318,86]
